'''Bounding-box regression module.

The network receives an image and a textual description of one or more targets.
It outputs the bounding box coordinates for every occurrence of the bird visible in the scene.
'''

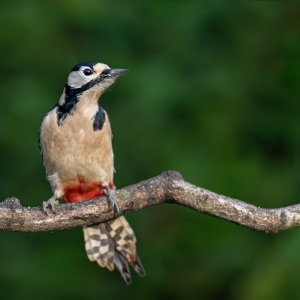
[39,61,145,284]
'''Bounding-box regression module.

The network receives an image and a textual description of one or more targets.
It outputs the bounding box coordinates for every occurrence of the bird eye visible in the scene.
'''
[83,68,93,76]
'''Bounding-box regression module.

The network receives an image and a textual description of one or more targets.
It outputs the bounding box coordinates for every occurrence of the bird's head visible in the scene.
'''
[67,61,128,93]
[58,62,128,109]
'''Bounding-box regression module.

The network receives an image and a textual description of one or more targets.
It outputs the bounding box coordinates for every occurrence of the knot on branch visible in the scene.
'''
[160,170,185,203]
[160,170,184,181]
[0,197,22,210]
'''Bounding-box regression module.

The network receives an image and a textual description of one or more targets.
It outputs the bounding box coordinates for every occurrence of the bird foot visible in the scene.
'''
[43,196,59,214]
[103,184,119,216]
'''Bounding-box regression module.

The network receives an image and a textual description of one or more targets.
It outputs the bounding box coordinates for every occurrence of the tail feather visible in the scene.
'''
[114,251,131,284]
[83,223,115,270]
[106,217,137,261]
[130,253,146,277]
[97,223,115,271]
[83,225,101,261]
[83,216,145,283]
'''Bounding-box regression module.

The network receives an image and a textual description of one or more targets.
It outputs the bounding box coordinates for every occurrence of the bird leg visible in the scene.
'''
[103,184,119,216]
[43,196,59,214]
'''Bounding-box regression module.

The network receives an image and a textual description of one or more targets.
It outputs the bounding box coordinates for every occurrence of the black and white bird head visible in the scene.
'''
[57,62,128,113]
[66,62,128,90]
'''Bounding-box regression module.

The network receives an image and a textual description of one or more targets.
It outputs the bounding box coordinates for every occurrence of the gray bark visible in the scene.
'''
[0,171,299,234]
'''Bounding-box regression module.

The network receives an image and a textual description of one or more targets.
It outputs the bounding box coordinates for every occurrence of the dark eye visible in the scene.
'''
[83,68,93,76]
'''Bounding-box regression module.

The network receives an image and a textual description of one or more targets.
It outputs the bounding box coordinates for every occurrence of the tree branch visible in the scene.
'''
[0,171,299,234]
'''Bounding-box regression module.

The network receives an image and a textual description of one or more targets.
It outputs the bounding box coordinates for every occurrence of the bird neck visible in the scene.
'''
[57,84,105,122]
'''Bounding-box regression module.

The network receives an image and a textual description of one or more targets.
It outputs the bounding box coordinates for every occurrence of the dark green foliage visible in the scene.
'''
[1,1,300,299]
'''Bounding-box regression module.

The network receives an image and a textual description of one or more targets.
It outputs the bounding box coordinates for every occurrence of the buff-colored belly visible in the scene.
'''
[40,108,114,198]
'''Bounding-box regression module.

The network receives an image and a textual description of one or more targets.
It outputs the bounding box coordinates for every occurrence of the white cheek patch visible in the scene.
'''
[67,71,98,88]
[67,71,88,88]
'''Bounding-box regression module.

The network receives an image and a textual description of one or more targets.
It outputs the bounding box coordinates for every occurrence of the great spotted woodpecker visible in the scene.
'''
[39,62,145,284]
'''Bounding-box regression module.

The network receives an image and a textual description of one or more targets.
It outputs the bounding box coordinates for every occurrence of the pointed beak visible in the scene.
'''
[101,68,129,79]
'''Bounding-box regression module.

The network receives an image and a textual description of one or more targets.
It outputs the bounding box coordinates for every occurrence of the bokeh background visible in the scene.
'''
[0,1,300,299]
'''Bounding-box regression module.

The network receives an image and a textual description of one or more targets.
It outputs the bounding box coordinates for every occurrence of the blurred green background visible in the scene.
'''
[0,1,300,299]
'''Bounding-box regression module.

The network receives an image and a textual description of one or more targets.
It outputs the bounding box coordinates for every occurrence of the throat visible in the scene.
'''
[56,82,106,126]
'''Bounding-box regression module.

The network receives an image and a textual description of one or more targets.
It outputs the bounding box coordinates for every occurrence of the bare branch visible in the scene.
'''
[0,171,299,234]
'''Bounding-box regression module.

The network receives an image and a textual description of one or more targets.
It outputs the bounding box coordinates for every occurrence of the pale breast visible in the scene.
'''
[40,107,114,195]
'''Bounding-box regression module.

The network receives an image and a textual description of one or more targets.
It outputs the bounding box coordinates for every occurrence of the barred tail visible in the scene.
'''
[83,216,146,284]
